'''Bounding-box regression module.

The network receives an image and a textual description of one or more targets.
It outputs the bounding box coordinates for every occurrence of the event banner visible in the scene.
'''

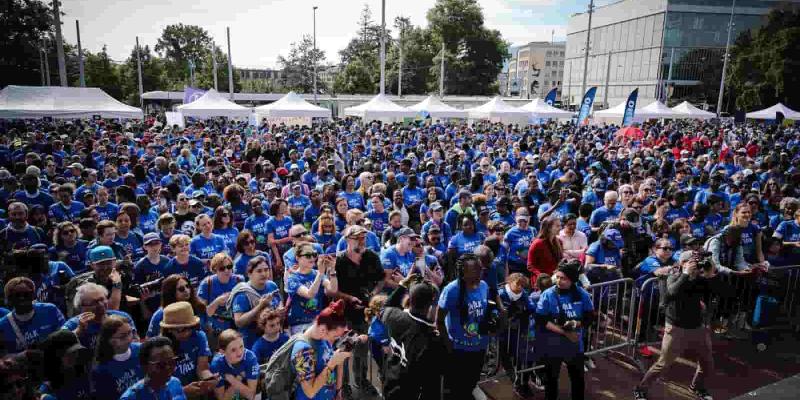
[622,88,639,127]
[183,87,206,104]
[544,88,558,106]
[577,86,597,125]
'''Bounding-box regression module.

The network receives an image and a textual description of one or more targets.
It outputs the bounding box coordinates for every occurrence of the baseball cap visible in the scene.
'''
[89,246,116,263]
[680,234,701,247]
[143,232,161,245]
[430,202,443,212]
[395,227,419,239]
[191,190,205,199]
[602,229,625,248]
[345,225,368,238]
[458,189,472,199]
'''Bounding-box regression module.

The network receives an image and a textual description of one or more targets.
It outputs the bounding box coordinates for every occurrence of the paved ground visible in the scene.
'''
[480,329,800,400]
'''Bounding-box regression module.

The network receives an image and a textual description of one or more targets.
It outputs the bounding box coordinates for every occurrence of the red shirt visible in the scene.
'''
[527,238,560,285]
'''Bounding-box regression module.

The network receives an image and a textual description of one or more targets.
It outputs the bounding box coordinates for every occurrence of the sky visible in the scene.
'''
[58,0,613,69]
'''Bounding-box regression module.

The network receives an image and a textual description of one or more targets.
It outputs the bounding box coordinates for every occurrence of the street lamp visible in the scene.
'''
[313,5,318,103]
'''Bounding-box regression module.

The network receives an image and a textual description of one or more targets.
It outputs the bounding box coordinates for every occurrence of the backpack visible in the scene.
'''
[260,333,308,400]
[224,282,262,314]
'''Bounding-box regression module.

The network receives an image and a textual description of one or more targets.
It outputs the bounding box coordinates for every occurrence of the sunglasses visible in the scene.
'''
[148,356,181,369]
[61,229,77,235]
[245,239,256,244]
[300,252,318,259]
[219,264,234,271]
[658,247,674,251]
[292,231,309,238]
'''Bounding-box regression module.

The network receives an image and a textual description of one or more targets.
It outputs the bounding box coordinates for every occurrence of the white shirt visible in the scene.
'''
[558,229,588,261]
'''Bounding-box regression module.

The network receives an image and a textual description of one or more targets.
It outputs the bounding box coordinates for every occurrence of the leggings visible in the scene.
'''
[444,349,486,400]
[541,355,585,400]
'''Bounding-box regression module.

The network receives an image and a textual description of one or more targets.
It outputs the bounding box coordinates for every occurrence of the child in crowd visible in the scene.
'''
[528,273,554,391]
[251,308,290,365]
[210,329,260,400]
[498,273,535,398]
[366,294,390,371]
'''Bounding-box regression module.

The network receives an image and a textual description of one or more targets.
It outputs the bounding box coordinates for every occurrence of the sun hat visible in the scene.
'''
[160,301,200,329]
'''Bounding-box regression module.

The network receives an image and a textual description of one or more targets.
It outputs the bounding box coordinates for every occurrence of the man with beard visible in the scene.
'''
[0,202,47,252]
[49,184,86,224]
[334,225,385,398]
[0,277,66,354]
[65,246,128,317]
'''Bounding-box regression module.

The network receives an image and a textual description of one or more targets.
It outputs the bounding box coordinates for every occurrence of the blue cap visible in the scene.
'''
[603,229,625,248]
[590,161,603,170]
[191,190,205,199]
[89,246,115,263]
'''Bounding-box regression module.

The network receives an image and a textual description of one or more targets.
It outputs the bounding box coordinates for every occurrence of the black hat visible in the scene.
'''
[557,259,581,284]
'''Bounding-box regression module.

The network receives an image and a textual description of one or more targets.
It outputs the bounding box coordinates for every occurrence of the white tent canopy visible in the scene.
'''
[466,97,531,121]
[745,103,800,120]
[176,88,251,118]
[671,101,716,120]
[407,95,468,119]
[253,91,331,118]
[518,98,573,119]
[636,100,685,119]
[343,94,416,120]
[0,85,143,119]
[593,101,627,117]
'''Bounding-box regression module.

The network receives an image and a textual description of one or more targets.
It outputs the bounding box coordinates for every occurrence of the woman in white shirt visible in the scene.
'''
[559,213,588,262]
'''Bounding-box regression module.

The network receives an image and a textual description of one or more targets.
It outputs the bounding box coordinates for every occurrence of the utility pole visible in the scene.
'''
[211,43,218,90]
[136,36,144,110]
[76,20,85,87]
[227,27,234,100]
[665,47,675,103]
[313,6,318,103]
[603,52,612,108]
[580,0,594,99]
[379,0,386,95]
[42,38,51,86]
[39,42,46,86]
[398,20,403,96]
[565,60,571,107]
[52,0,67,86]
[717,0,736,117]
[439,41,445,97]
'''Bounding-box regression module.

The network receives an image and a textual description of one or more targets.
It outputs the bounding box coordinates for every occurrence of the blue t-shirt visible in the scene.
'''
[535,286,594,357]
[91,342,143,400]
[62,310,136,349]
[95,202,120,221]
[139,209,159,234]
[49,240,89,274]
[116,232,145,260]
[232,282,281,349]
[291,339,338,400]
[214,227,240,255]
[586,241,622,268]
[504,226,536,266]
[198,274,245,332]
[366,210,390,235]
[163,256,208,287]
[48,201,85,223]
[266,216,293,242]
[438,280,490,351]
[133,255,170,313]
[252,333,290,364]
[286,270,327,326]
[402,187,425,207]
[232,251,271,276]
[119,376,187,400]
[210,349,260,395]
[173,329,213,385]
[380,245,417,276]
[589,206,621,227]
[190,233,228,261]
[243,215,270,249]
[0,302,65,353]
[448,232,485,256]
[339,191,365,210]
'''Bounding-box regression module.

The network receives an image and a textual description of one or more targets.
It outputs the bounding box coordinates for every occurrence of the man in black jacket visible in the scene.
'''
[381,275,445,400]
[633,250,721,400]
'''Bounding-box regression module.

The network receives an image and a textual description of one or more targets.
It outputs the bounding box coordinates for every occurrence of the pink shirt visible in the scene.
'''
[558,229,587,261]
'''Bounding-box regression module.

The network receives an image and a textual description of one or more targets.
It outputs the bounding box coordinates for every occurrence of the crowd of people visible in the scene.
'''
[0,113,797,400]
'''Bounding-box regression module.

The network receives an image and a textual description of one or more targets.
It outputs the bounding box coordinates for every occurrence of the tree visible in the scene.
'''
[0,0,56,87]
[335,4,393,94]
[334,58,377,94]
[728,9,800,112]
[385,17,436,95]
[426,0,510,95]
[83,45,123,100]
[119,44,169,105]
[195,46,241,93]
[277,34,327,93]
[155,24,214,87]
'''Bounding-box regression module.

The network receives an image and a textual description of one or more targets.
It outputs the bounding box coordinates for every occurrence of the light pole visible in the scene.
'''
[52,0,67,86]
[76,20,85,87]
[211,43,218,91]
[135,36,144,110]
[580,0,594,99]
[717,0,736,117]
[398,19,403,96]
[227,27,234,100]
[379,0,386,95]
[313,6,318,103]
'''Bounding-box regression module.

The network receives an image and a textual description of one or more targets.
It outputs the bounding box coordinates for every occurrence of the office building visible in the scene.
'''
[507,41,566,99]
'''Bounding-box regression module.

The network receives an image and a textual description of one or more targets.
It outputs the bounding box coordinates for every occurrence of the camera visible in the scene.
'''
[130,277,165,297]
[692,250,714,272]
[336,330,362,352]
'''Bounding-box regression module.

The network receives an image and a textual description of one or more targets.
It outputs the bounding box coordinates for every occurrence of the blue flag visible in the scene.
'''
[622,88,639,127]
[544,88,558,106]
[577,87,597,126]
[183,87,206,104]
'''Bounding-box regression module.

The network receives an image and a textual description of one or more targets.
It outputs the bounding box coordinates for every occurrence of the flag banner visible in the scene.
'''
[183,87,206,104]
[577,86,597,126]
[544,88,558,105]
[622,88,639,127]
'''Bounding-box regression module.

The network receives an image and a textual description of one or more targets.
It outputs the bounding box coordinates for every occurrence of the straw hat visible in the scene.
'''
[160,301,200,329]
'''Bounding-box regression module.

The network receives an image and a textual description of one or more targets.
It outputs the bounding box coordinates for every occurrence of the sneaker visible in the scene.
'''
[690,386,713,400]
[633,387,649,400]
[529,374,545,391]
[584,357,597,369]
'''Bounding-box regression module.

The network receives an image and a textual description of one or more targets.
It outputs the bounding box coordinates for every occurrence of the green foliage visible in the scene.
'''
[0,0,55,87]
[728,9,800,111]
[277,34,327,94]
[334,58,377,94]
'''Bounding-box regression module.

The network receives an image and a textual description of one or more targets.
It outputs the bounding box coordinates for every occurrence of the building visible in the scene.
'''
[318,65,339,93]
[564,0,800,111]
[507,41,566,99]
[238,67,283,84]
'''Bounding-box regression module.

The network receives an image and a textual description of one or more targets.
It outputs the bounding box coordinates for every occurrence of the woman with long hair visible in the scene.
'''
[266,198,293,273]
[290,300,353,400]
[222,184,251,230]
[136,194,159,234]
[285,243,338,335]
[528,216,564,284]
[730,203,764,265]
[146,274,208,338]
[50,221,89,274]
[158,301,217,397]
[232,256,282,349]
[233,230,271,276]
[198,253,244,336]
[115,207,144,260]
[339,174,365,211]
[313,211,342,254]
[91,315,143,399]
[213,206,240,255]
[190,214,227,264]
[437,253,493,400]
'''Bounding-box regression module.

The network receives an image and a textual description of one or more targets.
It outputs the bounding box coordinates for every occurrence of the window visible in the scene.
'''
[545,61,551,67]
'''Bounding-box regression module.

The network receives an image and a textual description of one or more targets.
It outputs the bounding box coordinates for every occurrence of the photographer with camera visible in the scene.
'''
[534,260,594,400]
[633,249,725,400]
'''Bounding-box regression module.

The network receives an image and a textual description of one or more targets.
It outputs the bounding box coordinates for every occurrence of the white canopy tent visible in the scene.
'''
[636,101,686,120]
[592,101,639,123]
[745,103,800,120]
[176,88,251,119]
[518,98,574,119]
[466,97,531,122]
[343,94,416,120]
[0,85,143,119]
[407,96,468,119]
[253,91,331,118]
[671,101,716,120]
